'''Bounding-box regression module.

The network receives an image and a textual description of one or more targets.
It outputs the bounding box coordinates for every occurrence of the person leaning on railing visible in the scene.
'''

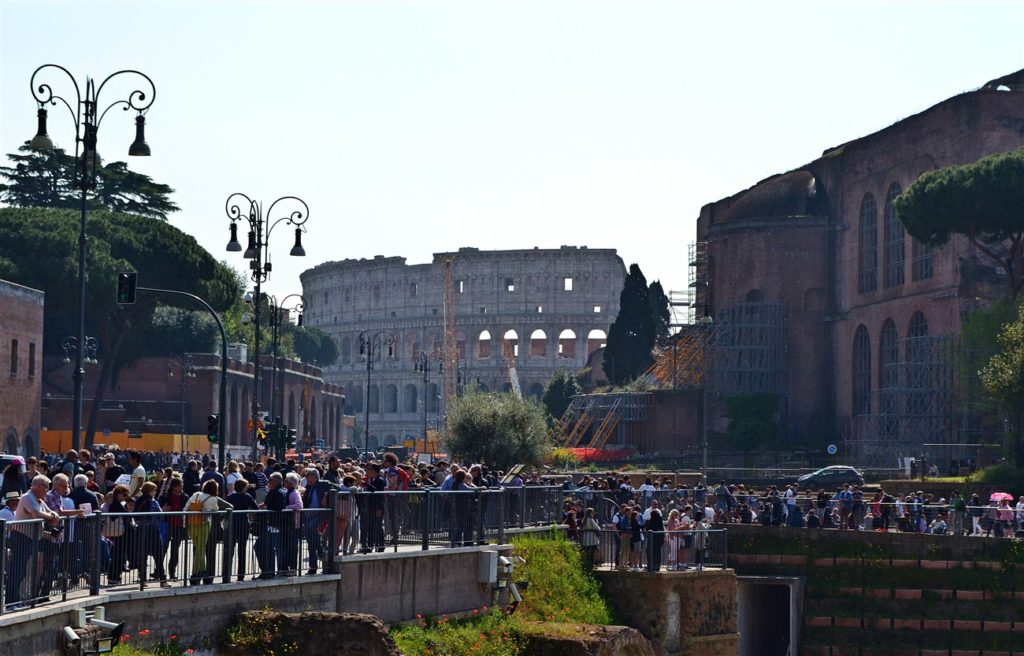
[186,480,232,586]
[10,476,62,603]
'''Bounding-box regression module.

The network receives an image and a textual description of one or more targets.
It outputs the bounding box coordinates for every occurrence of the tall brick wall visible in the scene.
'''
[0,279,44,457]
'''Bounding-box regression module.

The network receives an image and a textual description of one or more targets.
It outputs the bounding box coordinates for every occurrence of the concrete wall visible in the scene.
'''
[337,545,512,623]
[595,569,739,656]
[0,545,512,656]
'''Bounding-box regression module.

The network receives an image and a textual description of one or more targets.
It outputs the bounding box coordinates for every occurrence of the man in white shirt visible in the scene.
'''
[127,451,147,500]
[1015,496,1024,533]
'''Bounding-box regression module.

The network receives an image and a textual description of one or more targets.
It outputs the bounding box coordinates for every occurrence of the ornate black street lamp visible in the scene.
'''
[30,64,156,450]
[266,293,305,433]
[358,329,395,458]
[61,336,99,366]
[413,350,444,459]
[168,355,197,451]
[224,194,309,462]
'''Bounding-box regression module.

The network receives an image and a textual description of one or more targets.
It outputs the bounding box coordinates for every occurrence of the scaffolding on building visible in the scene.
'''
[846,335,958,467]
[557,392,652,448]
[706,301,787,397]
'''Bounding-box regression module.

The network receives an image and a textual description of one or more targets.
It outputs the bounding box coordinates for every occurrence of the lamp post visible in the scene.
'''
[168,355,197,451]
[414,350,444,460]
[61,336,99,366]
[224,194,309,463]
[30,65,156,450]
[358,329,395,459]
[266,294,305,428]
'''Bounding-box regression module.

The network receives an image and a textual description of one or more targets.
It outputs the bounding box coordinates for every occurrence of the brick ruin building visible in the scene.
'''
[690,69,1024,465]
[0,279,44,456]
[300,246,625,449]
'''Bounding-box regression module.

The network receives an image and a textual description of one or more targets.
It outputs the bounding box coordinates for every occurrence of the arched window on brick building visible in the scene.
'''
[853,325,871,415]
[879,319,899,437]
[558,329,576,358]
[912,239,934,281]
[341,336,351,364]
[858,193,878,293]
[906,312,929,415]
[884,183,905,287]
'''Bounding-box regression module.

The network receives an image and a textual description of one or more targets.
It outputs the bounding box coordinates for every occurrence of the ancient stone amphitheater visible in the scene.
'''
[300,246,625,449]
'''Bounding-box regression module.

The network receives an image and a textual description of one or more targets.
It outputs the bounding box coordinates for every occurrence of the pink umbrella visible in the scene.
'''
[990,492,1014,502]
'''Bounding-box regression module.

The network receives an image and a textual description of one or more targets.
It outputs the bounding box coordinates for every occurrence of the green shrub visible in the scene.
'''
[971,463,1024,488]
[391,609,525,656]
[510,532,614,625]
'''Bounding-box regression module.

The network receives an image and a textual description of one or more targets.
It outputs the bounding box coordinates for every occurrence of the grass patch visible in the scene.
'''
[391,531,615,655]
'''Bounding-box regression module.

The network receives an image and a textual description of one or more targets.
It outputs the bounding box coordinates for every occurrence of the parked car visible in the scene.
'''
[797,465,864,488]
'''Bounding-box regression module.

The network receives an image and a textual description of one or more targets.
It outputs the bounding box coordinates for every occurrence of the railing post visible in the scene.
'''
[326,491,337,572]
[497,490,505,545]
[421,489,430,551]
[138,515,147,591]
[474,490,484,546]
[29,521,40,606]
[519,488,526,529]
[90,513,101,595]
[0,519,6,614]
[221,510,233,584]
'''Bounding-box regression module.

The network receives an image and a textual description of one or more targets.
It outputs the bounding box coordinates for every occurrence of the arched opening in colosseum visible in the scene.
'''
[558,329,577,358]
[587,329,607,355]
[502,382,513,394]
[457,330,467,359]
[528,383,544,400]
[746,289,763,303]
[404,384,417,413]
[530,329,547,357]
[503,330,519,358]
[426,383,439,412]
[477,382,490,393]
[384,384,398,413]
[347,385,363,414]
[341,336,351,364]
[477,330,492,359]
[368,385,380,413]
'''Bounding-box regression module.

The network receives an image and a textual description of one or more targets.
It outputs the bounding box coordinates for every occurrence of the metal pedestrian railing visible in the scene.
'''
[584,527,728,572]
[1,486,568,613]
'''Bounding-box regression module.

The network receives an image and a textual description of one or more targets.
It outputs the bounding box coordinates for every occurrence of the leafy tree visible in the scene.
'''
[648,280,671,339]
[895,147,1024,297]
[980,303,1024,466]
[291,326,339,367]
[542,368,582,423]
[0,207,239,446]
[0,143,179,220]
[603,263,656,385]
[443,391,552,468]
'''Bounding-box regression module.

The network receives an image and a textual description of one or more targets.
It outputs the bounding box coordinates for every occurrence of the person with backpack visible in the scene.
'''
[159,477,188,581]
[382,453,410,547]
[186,480,232,585]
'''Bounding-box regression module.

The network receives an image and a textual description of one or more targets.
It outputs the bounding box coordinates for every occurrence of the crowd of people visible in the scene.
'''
[0,448,556,609]
[559,474,1024,538]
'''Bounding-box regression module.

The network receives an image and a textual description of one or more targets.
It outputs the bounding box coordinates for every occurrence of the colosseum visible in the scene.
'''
[300,246,626,449]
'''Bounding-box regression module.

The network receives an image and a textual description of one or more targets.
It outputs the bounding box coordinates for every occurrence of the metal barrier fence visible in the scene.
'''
[1,486,567,613]
[584,528,728,572]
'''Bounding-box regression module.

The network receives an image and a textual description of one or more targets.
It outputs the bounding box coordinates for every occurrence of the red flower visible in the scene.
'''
[187,650,194,655]
[120,635,130,642]
[170,635,177,640]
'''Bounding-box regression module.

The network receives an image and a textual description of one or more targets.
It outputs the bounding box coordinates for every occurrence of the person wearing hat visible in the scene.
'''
[0,490,19,520]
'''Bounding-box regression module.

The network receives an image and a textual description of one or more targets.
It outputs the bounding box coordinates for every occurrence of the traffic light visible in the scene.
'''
[259,420,274,452]
[116,272,137,304]
[285,426,297,449]
[206,414,219,443]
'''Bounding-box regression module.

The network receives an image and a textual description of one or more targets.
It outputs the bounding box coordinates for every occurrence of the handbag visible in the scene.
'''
[103,515,125,538]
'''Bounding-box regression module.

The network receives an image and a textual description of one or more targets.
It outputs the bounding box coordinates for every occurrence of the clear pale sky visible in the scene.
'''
[2,1,1022,313]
